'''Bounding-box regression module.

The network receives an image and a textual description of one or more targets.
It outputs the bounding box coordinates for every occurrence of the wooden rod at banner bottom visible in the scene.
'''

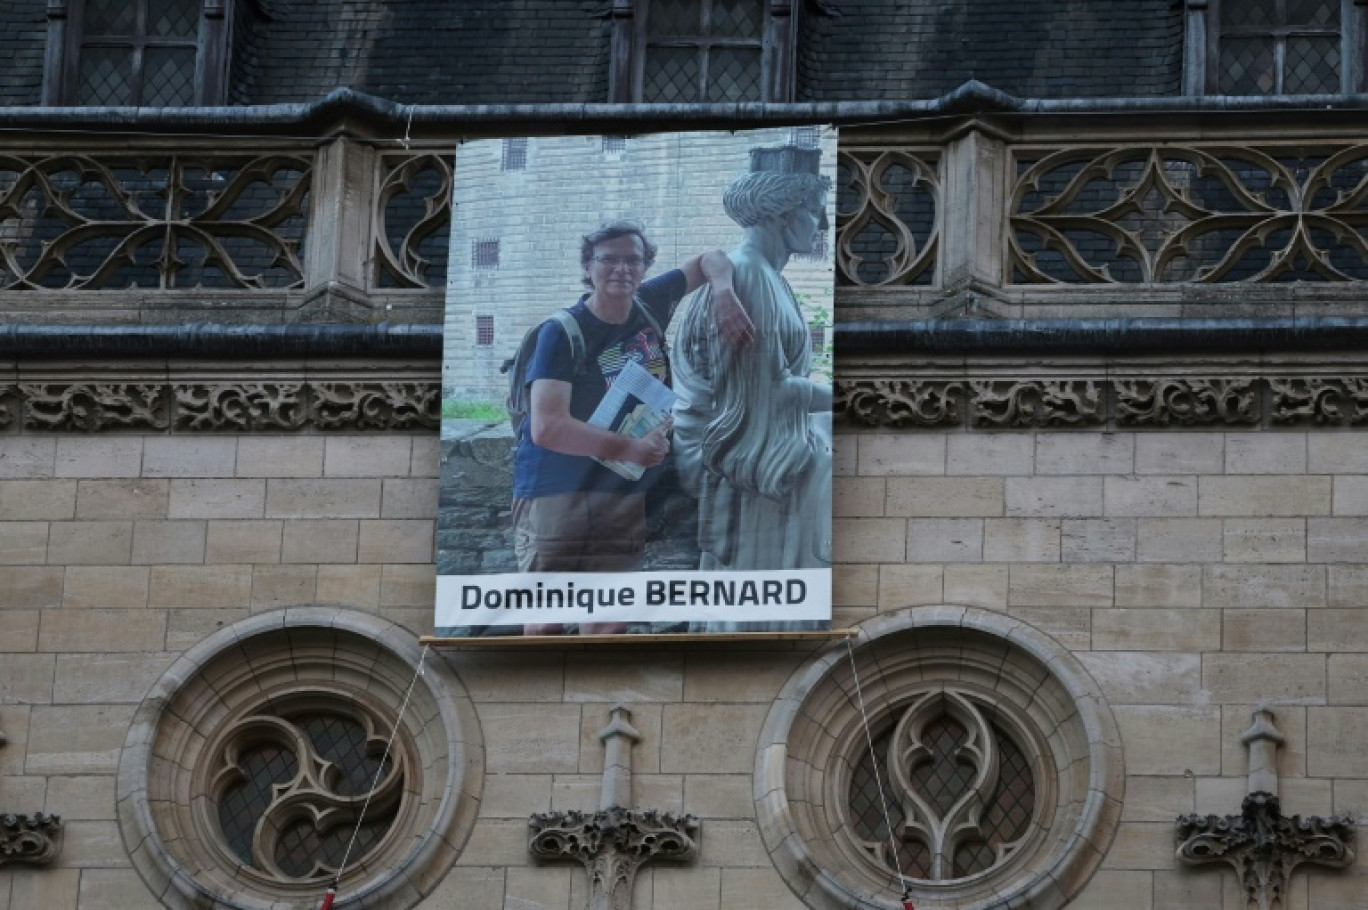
[419,629,857,646]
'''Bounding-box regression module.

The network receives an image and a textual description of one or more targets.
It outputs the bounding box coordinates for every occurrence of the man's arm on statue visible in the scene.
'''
[679,250,754,348]
[528,379,669,468]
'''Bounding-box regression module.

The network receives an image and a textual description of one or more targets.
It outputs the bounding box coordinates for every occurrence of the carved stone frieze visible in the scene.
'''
[0,379,439,432]
[0,385,15,429]
[969,379,1104,427]
[0,812,63,867]
[21,383,169,431]
[1116,378,1260,426]
[1269,377,1368,426]
[835,379,961,427]
[529,807,698,910]
[173,383,309,430]
[312,382,440,429]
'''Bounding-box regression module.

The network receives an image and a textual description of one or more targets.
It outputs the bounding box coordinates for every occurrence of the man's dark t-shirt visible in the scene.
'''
[513,269,687,499]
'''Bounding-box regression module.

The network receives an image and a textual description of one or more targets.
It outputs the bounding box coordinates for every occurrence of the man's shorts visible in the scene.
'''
[512,491,646,573]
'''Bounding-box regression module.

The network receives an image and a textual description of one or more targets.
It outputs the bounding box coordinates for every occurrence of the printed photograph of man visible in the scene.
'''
[436,127,836,638]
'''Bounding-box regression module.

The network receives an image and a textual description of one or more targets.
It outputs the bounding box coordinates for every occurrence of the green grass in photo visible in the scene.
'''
[441,399,507,421]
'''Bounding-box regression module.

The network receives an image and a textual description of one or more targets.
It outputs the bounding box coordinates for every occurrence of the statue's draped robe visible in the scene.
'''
[673,245,832,572]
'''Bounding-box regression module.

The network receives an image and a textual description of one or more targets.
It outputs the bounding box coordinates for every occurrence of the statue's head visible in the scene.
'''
[723,145,832,249]
[580,219,658,289]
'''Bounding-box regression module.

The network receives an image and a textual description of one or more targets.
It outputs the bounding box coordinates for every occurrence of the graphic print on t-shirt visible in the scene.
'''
[596,327,667,388]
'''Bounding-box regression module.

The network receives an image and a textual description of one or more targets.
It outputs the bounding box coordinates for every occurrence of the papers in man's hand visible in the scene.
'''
[589,360,678,481]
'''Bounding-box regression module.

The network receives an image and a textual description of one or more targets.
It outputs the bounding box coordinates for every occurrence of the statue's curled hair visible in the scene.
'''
[722,172,831,227]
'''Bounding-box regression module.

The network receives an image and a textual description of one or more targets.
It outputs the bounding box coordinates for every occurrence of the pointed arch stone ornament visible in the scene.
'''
[1175,707,1355,910]
[529,705,699,910]
[753,605,1125,909]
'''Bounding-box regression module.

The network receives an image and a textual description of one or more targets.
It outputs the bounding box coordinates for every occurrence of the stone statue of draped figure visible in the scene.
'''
[672,145,833,575]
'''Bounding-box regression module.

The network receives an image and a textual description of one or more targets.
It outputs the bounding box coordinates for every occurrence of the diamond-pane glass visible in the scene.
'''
[217,746,300,866]
[978,729,1035,845]
[85,0,135,35]
[643,47,700,102]
[648,0,701,36]
[301,715,391,797]
[848,716,1037,883]
[1285,35,1341,93]
[275,818,390,880]
[705,48,762,102]
[954,840,997,877]
[848,730,932,879]
[1220,37,1277,94]
[151,0,200,36]
[1222,0,1277,29]
[1287,0,1338,27]
[909,716,977,817]
[143,47,195,105]
[712,0,763,38]
[76,46,134,106]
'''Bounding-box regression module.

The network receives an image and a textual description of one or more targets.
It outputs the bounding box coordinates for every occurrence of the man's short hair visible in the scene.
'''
[580,220,659,272]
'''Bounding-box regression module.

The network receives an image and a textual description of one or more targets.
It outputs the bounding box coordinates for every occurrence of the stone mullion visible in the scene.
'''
[939,127,1008,294]
[303,137,379,319]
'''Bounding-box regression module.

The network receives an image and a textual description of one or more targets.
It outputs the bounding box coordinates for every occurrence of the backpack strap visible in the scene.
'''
[632,295,665,342]
[547,309,586,375]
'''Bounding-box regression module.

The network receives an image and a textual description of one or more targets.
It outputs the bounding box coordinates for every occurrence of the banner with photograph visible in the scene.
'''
[436,127,836,637]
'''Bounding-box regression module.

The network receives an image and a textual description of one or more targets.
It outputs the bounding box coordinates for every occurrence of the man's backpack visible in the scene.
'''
[502,300,665,440]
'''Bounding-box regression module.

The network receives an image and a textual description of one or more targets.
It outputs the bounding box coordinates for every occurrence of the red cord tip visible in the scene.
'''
[319,887,337,910]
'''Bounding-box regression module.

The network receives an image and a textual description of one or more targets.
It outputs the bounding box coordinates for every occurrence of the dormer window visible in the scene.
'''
[608,0,798,103]
[1186,0,1365,94]
[44,0,232,106]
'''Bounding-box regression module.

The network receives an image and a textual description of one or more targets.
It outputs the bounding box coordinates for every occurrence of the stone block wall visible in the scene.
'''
[3,423,1368,908]
[833,426,1368,909]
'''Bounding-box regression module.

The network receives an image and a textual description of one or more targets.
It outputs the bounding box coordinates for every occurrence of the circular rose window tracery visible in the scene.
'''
[210,700,406,883]
[755,606,1124,910]
[849,688,1040,883]
[118,609,482,910]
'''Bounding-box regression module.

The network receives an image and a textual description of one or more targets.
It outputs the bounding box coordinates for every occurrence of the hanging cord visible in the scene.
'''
[844,633,912,905]
[322,643,430,909]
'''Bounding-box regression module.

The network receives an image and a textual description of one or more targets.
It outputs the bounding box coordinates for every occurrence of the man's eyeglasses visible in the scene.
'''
[591,255,646,269]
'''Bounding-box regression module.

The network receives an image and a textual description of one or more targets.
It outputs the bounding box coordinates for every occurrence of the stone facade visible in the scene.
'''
[3,349,1368,906]
[2,5,1368,907]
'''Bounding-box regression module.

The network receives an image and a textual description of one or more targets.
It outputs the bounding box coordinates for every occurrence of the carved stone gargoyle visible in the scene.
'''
[0,812,64,867]
[1175,708,1355,910]
[528,706,698,910]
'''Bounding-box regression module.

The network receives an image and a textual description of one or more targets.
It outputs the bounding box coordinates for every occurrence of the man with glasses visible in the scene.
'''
[514,220,749,633]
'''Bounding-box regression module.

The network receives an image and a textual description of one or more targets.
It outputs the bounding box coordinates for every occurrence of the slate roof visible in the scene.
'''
[0,0,1189,107]
[235,0,610,106]
[797,0,1182,101]
[0,0,47,107]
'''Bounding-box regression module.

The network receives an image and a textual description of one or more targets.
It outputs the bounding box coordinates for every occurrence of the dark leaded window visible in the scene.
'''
[472,239,500,270]
[791,125,821,148]
[77,0,198,105]
[215,710,399,883]
[642,0,763,102]
[602,136,629,154]
[609,0,798,102]
[1198,0,1361,94]
[45,0,232,106]
[476,315,495,345]
[502,138,528,171]
[848,701,1036,882]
